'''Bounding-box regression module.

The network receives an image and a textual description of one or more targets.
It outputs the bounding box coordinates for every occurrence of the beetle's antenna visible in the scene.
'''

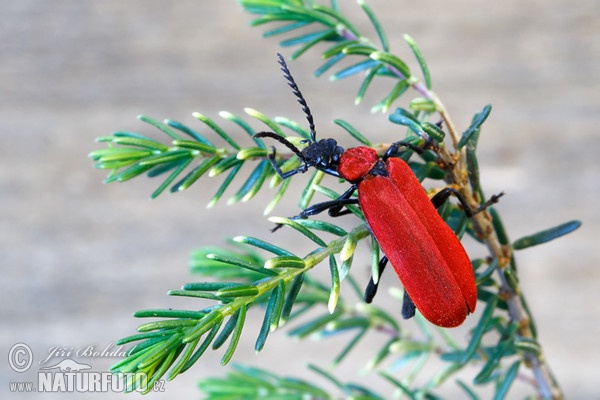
[276,52,316,142]
[254,131,310,179]
[254,131,306,162]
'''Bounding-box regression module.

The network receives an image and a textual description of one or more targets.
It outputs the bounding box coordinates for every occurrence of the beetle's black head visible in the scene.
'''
[302,138,344,175]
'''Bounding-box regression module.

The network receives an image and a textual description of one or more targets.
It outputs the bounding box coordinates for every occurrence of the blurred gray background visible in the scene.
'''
[1,1,598,398]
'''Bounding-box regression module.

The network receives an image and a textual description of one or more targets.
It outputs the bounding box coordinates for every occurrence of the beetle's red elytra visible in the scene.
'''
[340,147,476,327]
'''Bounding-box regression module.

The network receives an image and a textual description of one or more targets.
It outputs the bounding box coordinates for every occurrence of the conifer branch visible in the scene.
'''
[90,1,581,398]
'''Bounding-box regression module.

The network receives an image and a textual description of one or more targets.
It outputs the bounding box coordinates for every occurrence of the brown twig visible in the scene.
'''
[433,97,563,399]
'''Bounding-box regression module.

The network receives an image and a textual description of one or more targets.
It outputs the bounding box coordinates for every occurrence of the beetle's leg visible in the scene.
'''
[384,141,422,159]
[364,256,417,320]
[324,185,358,217]
[293,185,358,219]
[401,290,416,320]
[298,197,359,219]
[254,131,310,179]
[271,185,358,232]
[431,187,504,217]
[364,256,388,303]
[383,136,435,161]
[262,146,307,179]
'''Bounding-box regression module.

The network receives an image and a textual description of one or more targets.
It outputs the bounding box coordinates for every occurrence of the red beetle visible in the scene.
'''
[256,53,499,327]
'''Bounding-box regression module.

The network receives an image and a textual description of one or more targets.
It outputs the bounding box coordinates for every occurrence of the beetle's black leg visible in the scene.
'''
[254,131,310,179]
[364,256,417,320]
[324,185,358,217]
[401,290,416,320]
[430,187,504,217]
[383,136,435,161]
[297,198,359,219]
[384,141,421,160]
[263,146,300,179]
[364,256,388,303]
[292,185,358,219]
[270,185,358,232]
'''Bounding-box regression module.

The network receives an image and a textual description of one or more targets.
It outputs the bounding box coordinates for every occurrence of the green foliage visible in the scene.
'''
[90,0,580,398]
[513,220,582,250]
[90,111,314,211]
[239,0,440,113]
[198,364,331,399]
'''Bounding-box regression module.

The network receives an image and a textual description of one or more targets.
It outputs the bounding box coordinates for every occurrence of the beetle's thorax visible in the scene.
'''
[337,146,381,182]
